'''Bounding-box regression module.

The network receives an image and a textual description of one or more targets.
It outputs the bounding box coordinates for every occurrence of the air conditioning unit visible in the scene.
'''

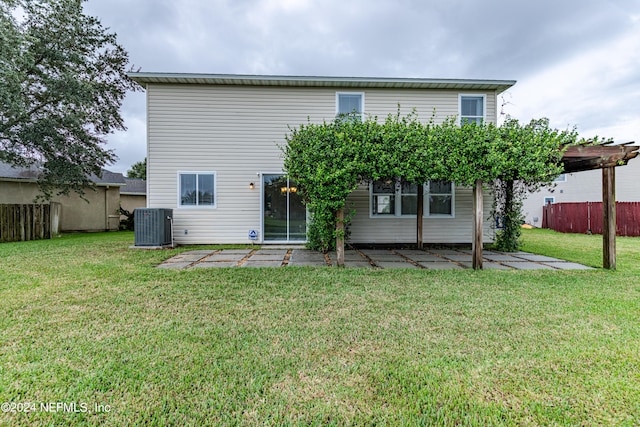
[134,208,173,246]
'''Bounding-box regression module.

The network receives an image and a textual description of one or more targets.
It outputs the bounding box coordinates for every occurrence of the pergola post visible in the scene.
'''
[416,187,424,249]
[472,179,483,270]
[602,167,616,270]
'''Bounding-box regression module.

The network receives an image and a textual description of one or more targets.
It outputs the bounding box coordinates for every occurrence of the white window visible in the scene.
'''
[178,172,216,207]
[553,174,567,182]
[336,92,364,121]
[370,180,454,217]
[371,180,396,215]
[426,180,454,217]
[459,94,485,125]
[400,181,419,215]
[544,197,555,205]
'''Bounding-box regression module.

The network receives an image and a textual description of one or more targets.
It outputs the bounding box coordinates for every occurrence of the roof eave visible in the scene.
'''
[128,72,516,93]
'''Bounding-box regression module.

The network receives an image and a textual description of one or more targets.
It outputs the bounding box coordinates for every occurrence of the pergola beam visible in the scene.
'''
[561,142,638,270]
[562,144,638,173]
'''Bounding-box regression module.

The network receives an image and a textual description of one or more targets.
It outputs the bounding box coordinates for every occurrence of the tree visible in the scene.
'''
[491,118,576,251]
[0,0,139,199]
[127,158,146,180]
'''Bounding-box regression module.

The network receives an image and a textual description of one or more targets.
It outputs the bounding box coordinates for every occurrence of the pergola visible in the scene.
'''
[469,141,639,270]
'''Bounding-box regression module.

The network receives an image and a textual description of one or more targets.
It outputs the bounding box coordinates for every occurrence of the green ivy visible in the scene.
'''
[283,111,581,253]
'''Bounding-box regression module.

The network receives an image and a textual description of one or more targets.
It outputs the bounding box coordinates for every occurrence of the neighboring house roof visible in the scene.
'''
[0,161,40,180]
[94,169,126,186]
[0,161,126,186]
[128,72,516,94]
[121,178,147,195]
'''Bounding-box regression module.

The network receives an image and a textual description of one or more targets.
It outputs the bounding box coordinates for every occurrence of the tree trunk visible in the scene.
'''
[504,180,513,227]
[416,186,424,249]
[336,208,345,267]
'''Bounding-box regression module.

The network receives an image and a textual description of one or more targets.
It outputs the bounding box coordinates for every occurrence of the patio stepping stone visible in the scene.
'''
[327,251,367,261]
[249,250,287,261]
[288,261,328,267]
[440,254,472,262]
[366,254,406,262]
[340,261,373,269]
[480,262,513,270]
[289,250,327,266]
[204,253,246,262]
[540,262,594,270]
[253,249,288,256]
[395,249,430,255]
[157,262,193,269]
[513,254,564,262]
[483,254,523,262]
[218,249,253,255]
[419,262,463,270]
[403,254,444,262]
[375,261,419,269]
[243,260,284,267]
[170,253,209,262]
[153,248,593,271]
[192,261,237,268]
[501,262,554,270]
[360,249,392,254]
[429,249,463,255]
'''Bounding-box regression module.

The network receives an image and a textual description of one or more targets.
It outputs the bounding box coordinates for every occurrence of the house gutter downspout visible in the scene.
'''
[105,186,109,230]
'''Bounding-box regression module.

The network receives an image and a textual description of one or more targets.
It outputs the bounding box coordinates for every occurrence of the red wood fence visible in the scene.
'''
[542,202,640,236]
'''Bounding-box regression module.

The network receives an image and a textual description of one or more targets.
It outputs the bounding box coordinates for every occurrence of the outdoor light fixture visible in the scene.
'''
[249,182,254,189]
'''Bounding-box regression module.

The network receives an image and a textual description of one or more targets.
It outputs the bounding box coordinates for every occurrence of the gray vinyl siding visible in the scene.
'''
[146,83,498,244]
[522,162,640,227]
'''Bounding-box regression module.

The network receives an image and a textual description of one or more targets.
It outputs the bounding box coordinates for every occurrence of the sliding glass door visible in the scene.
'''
[262,174,306,242]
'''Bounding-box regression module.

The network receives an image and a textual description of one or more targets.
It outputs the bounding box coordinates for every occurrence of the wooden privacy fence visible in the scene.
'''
[543,202,640,237]
[0,203,61,243]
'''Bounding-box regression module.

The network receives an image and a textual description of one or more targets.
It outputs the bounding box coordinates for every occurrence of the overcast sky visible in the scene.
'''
[83,0,640,175]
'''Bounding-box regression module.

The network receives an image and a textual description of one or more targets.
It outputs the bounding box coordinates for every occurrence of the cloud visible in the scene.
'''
[103,93,147,175]
[509,24,640,142]
[82,0,640,172]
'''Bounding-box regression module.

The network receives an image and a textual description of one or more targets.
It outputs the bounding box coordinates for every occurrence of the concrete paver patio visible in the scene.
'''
[157,247,594,270]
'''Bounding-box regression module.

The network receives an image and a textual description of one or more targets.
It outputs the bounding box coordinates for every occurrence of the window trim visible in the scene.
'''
[369,180,455,218]
[458,94,486,125]
[371,179,397,216]
[544,197,555,206]
[260,172,309,244]
[177,171,217,209]
[425,181,455,218]
[336,92,365,120]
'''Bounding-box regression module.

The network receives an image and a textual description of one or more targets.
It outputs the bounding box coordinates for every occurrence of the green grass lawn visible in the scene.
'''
[1,230,639,426]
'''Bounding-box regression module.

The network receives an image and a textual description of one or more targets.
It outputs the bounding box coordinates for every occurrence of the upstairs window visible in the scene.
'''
[179,172,216,207]
[336,92,364,121]
[459,95,485,125]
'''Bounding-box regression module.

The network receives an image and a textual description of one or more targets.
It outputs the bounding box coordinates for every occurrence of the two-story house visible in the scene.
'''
[129,73,515,245]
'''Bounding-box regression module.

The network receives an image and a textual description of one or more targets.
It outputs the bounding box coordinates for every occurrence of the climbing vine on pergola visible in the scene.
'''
[283,111,579,268]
